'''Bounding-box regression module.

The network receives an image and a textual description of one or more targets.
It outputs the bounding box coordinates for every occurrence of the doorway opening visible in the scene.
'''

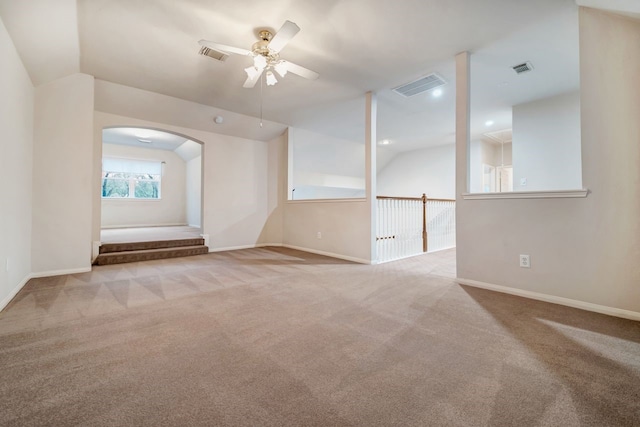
[97,127,205,263]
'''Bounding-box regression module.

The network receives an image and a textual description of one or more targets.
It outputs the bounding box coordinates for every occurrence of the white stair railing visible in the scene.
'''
[426,199,456,252]
[376,195,456,263]
[376,196,424,263]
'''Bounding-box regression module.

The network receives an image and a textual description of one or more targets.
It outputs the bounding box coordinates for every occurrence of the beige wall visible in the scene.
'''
[281,93,376,264]
[186,155,202,227]
[94,110,282,251]
[32,73,94,274]
[512,91,582,191]
[456,8,640,316]
[377,143,455,199]
[101,143,187,228]
[0,16,34,308]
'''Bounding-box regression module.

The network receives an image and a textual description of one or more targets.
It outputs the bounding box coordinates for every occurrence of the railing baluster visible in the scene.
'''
[376,195,454,263]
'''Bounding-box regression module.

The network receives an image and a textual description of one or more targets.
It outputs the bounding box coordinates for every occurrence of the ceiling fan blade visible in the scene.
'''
[243,69,264,88]
[268,20,300,53]
[198,39,252,56]
[281,61,319,80]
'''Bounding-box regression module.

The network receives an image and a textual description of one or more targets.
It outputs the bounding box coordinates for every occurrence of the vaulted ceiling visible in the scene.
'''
[0,0,636,151]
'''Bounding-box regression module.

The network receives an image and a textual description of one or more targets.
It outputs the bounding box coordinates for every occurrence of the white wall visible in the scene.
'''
[289,127,365,200]
[186,156,202,227]
[512,91,582,191]
[377,143,455,199]
[100,143,187,228]
[456,8,640,316]
[32,73,94,274]
[0,17,34,309]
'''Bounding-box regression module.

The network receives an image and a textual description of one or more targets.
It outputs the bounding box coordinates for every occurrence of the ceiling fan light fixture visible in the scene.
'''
[274,62,288,78]
[253,55,267,70]
[266,71,278,86]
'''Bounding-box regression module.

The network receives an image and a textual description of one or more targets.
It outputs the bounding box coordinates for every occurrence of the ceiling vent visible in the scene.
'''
[199,46,229,62]
[512,62,533,74]
[393,73,446,97]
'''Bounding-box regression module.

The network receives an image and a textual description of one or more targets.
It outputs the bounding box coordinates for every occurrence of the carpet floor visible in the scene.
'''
[0,247,638,426]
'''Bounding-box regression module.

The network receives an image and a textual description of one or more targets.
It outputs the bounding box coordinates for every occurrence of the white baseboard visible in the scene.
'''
[282,244,370,264]
[31,267,92,279]
[207,243,369,264]
[457,278,640,322]
[207,243,281,253]
[0,274,32,312]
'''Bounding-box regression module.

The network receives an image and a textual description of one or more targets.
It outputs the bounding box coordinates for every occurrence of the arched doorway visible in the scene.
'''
[96,126,206,262]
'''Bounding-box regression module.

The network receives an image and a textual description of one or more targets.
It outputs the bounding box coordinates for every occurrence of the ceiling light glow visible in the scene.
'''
[432,89,442,97]
[134,130,151,139]
[274,62,288,78]
[380,139,391,145]
[266,71,277,86]
[253,55,267,70]
[485,120,494,127]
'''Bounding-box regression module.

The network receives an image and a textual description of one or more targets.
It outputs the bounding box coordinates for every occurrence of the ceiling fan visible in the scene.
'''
[199,20,319,88]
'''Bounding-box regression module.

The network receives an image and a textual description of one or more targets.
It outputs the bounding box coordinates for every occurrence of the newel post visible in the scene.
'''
[422,193,428,253]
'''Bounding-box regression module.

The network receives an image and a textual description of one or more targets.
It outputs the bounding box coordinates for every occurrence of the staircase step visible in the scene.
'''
[100,238,205,254]
[94,245,209,265]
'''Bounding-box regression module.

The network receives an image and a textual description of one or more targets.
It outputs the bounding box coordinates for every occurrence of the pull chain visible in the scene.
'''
[259,72,264,128]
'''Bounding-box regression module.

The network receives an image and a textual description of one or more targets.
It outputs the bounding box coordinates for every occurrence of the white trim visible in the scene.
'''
[287,198,367,204]
[206,243,369,265]
[457,278,640,321]
[0,274,32,312]
[101,223,188,229]
[462,189,589,200]
[282,244,370,264]
[207,243,282,253]
[31,267,92,279]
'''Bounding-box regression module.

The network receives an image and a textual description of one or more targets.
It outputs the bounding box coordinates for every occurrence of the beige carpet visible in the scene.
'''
[100,226,202,243]
[1,247,638,426]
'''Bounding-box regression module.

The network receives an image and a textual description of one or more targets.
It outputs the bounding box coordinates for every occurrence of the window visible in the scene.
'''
[101,157,162,199]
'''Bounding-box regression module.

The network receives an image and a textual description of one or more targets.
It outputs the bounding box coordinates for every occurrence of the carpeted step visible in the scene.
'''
[99,238,205,254]
[94,245,209,265]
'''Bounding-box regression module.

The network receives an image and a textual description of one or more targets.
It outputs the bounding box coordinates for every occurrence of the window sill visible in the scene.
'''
[101,198,163,201]
[462,189,589,200]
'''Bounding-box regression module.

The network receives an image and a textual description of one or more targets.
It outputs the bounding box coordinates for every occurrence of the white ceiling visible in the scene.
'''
[1,0,636,152]
[103,127,190,151]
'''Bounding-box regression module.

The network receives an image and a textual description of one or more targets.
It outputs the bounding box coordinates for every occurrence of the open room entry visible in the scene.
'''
[99,127,204,244]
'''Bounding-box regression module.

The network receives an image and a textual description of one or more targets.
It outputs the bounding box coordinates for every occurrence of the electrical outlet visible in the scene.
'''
[519,254,530,268]
[520,177,527,186]
[316,232,322,239]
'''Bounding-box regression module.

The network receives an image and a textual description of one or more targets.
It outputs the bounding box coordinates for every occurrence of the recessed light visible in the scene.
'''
[380,139,391,145]
[432,89,443,98]
[135,131,152,139]
[214,116,224,124]
[485,120,494,127]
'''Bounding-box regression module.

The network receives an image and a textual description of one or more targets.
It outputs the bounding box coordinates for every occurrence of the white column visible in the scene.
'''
[365,91,377,263]
[455,52,470,277]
